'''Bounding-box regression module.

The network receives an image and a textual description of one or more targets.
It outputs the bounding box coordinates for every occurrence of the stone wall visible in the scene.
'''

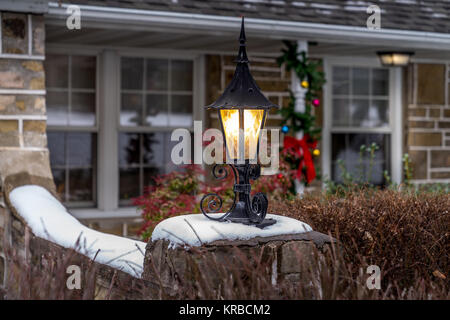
[0,11,53,187]
[406,63,450,182]
[143,232,334,299]
[0,172,145,299]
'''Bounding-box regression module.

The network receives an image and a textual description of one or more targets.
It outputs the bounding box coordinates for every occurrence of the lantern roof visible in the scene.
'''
[205,17,279,110]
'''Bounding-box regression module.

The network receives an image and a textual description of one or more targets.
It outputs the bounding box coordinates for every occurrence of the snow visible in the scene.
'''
[9,185,146,278]
[151,213,312,248]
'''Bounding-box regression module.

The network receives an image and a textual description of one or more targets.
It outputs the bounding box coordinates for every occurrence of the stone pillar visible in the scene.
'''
[406,63,450,182]
[0,8,53,187]
[143,231,334,298]
[291,40,308,195]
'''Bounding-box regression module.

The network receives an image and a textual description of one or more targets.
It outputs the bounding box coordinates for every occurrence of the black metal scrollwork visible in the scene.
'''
[200,164,237,221]
[201,163,269,226]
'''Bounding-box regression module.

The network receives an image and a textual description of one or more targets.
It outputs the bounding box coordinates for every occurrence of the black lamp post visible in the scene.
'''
[200,17,279,228]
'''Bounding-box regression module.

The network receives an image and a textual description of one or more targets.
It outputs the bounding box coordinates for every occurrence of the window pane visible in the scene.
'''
[69,169,93,201]
[332,98,349,126]
[372,69,389,96]
[67,132,94,167]
[332,66,349,95]
[145,94,168,126]
[47,91,68,126]
[71,92,95,126]
[46,54,68,88]
[143,167,162,187]
[119,168,140,200]
[146,59,168,91]
[369,99,389,127]
[142,132,164,166]
[47,132,65,166]
[171,60,193,91]
[120,93,142,126]
[351,99,369,127]
[121,57,143,90]
[72,55,96,89]
[119,133,140,166]
[331,133,346,164]
[332,133,390,185]
[171,95,192,127]
[52,169,66,202]
[352,67,369,95]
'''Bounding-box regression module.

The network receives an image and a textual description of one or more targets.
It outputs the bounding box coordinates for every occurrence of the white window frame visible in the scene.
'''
[322,57,403,185]
[46,47,100,208]
[117,52,202,206]
[57,48,206,219]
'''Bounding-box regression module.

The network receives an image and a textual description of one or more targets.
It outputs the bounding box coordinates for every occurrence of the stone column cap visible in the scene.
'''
[150,213,315,248]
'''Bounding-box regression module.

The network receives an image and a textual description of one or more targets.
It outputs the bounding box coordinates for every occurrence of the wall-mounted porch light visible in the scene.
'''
[377,51,414,67]
[200,17,279,228]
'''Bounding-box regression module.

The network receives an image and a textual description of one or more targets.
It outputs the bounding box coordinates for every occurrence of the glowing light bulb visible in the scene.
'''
[220,109,264,160]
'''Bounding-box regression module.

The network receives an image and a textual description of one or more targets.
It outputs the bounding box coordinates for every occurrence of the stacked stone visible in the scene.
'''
[0,11,52,186]
[406,63,450,182]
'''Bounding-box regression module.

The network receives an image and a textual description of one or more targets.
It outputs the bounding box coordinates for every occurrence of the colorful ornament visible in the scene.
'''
[277,173,283,179]
[313,149,320,157]
[281,125,289,133]
[312,99,320,107]
[301,80,309,88]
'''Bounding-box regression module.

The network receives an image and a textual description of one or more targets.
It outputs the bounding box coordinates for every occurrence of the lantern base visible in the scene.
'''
[225,217,276,229]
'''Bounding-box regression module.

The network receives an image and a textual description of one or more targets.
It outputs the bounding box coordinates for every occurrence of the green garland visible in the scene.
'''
[277,41,326,187]
[277,40,325,140]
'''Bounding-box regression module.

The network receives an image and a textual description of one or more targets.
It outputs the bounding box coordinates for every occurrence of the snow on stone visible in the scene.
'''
[151,213,312,248]
[9,185,146,278]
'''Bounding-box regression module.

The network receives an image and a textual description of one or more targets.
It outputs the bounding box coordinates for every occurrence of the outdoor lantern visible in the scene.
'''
[200,17,279,228]
[377,51,414,67]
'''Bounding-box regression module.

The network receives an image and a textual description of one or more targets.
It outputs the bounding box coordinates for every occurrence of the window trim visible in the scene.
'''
[46,49,101,207]
[46,47,205,217]
[116,52,203,206]
[322,57,403,185]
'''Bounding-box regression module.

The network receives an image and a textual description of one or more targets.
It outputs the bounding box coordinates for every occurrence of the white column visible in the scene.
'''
[98,50,119,211]
[391,67,403,185]
[290,40,308,195]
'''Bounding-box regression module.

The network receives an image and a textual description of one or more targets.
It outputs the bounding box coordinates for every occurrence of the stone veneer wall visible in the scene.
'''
[0,11,53,187]
[0,172,144,299]
[406,63,450,182]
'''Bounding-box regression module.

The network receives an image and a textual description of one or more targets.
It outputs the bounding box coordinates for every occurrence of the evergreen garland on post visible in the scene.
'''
[277,40,326,187]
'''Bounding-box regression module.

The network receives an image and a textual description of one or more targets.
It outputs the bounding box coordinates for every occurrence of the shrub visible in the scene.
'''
[270,188,449,290]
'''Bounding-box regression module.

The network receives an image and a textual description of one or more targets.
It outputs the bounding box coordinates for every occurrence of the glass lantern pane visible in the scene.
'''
[220,109,240,160]
[219,109,265,161]
[244,109,265,160]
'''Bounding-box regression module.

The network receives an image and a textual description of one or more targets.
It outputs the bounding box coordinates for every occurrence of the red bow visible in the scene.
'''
[283,135,317,184]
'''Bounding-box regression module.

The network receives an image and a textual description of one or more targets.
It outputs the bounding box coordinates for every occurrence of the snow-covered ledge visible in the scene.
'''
[151,213,313,248]
[8,185,146,278]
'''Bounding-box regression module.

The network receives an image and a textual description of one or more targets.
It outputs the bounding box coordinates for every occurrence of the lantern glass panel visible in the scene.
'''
[244,109,265,160]
[220,109,265,160]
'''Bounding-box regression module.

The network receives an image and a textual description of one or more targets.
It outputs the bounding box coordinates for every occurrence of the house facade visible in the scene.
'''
[0,0,449,237]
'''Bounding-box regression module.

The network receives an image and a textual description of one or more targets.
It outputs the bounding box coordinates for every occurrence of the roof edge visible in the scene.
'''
[46,2,450,51]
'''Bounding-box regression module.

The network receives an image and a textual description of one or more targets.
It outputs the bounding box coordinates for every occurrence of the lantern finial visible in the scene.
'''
[237,17,248,63]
